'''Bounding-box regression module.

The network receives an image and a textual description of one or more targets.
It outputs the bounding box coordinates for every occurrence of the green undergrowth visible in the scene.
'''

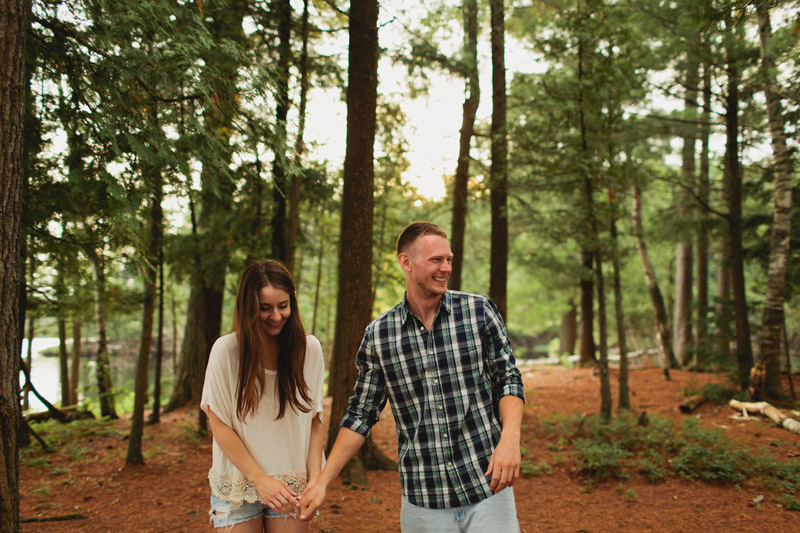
[521,412,800,510]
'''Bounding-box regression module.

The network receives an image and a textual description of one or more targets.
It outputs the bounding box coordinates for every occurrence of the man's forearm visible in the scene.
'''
[319,426,367,485]
[498,395,523,441]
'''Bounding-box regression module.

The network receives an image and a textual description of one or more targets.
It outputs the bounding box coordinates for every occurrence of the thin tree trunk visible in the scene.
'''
[0,0,26,524]
[696,61,712,368]
[715,242,733,359]
[327,0,395,486]
[755,0,792,399]
[723,22,754,390]
[23,316,34,410]
[91,252,117,419]
[58,318,69,406]
[632,178,674,379]
[489,0,508,321]
[287,0,311,275]
[579,248,596,366]
[610,192,629,410]
[311,219,325,334]
[150,251,164,424]
[128,163,162,464]
[271,0,292,262]
[559,300,577,356]
[70,320,81,406]
[674,54,699,366]
[450,0,479,292]
[577,34,611,418]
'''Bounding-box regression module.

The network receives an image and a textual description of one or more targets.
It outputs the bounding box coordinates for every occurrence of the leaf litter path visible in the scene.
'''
[20,366,800,532]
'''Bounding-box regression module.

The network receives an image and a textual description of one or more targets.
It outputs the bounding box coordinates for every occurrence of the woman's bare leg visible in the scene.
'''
[264,516,309,533]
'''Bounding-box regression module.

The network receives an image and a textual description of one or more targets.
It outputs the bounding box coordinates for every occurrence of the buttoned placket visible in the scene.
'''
[415,311,457,484]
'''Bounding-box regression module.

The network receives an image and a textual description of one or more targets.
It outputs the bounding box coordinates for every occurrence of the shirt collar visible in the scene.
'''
[400,291,453,325]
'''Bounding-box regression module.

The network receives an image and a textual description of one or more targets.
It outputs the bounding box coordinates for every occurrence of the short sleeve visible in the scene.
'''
[201,334,238,427]
[306,334,326,422]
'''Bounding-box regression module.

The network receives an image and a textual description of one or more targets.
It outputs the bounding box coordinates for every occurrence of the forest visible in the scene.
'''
[0,0,799,531]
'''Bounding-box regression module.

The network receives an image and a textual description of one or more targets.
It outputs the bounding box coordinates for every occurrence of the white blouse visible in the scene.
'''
[201,332,325,506]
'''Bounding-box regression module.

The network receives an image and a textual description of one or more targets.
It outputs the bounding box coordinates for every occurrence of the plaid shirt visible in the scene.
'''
[340,291,525,509]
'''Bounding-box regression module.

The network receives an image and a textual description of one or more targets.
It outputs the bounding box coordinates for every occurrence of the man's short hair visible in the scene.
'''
[396,222,448,255]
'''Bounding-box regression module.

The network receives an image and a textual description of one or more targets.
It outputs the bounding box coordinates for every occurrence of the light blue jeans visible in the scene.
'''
[400,487,519,532]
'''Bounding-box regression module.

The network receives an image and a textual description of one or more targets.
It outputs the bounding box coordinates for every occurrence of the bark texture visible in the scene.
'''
[632,179,674,379]
[723,27,754,390]
[0,0,27,528]
[488,0,508,321]
[449,0,479,291]
[755,1,792,399]
[326,0,394,485]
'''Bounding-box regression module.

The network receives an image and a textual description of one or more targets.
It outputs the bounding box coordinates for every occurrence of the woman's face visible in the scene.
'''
[258,284,291,337]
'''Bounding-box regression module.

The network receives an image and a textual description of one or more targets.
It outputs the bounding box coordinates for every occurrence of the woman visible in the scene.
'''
[201,260,325,532]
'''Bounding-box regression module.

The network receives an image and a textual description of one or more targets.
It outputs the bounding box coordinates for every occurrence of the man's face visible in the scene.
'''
[401,234,453,297]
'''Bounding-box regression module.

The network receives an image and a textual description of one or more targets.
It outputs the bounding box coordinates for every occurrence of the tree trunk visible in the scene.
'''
[287,0,311,275]
[58,318,69,406]
[674,53,699,366]
[755,1,792,400]
[488,0,508,321]
[0,0,26,526]
[70,320,81,405]
[632,177,674,379]
[91,252,117,419]
[610,194,630,410]
[167,1,246,413]
[22,316,34,410]
[150,254,165,425]
[576,34,610,418]
[715,241,733,359]
[326,0,394,486]
[270,0,292,263]
[723,22,754,390]
[696,61,712,368]
[559,300,577,356]
[449,0,479,292]
[579,248,596,366]
[127,164,162,464]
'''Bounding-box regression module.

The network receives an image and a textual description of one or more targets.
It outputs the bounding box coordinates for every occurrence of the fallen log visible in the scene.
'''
[680,392,706,413]
[729,399,800,436]
[25,404,94,423]
[20,513,87,523]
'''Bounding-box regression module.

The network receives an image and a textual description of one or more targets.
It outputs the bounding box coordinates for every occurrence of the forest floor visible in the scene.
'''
[18,363,800,532]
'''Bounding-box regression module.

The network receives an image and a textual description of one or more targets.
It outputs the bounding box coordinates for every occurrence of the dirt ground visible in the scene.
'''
[19,364,800,532]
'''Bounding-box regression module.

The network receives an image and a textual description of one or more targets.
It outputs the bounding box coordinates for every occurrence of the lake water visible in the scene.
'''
[20,337,173,414]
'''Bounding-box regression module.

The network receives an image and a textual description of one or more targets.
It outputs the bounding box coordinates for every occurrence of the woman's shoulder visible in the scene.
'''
[305,333,322,354]
[304,334,324,364]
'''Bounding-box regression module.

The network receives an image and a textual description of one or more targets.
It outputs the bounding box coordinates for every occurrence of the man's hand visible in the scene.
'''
[484,436,521,492]
[298,479,326,521]
[253,475,299,516]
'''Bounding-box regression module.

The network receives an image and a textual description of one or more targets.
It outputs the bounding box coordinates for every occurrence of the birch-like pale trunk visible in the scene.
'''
[755,1,792,398]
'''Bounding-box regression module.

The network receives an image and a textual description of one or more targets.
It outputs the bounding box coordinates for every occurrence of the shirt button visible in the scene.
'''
[434,379,438,384]
[438,405,443,410]
[448,462,452,467]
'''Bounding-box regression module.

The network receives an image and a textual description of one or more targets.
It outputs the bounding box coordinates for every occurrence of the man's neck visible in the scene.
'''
[406,289,444,331]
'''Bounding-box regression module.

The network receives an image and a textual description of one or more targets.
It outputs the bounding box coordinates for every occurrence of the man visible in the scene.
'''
[299,221,524,531]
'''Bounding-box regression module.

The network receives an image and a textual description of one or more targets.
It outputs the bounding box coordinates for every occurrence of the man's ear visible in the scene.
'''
[398,252,412,272]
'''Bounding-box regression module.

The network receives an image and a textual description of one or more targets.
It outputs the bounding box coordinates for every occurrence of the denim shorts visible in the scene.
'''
[209,493,293,528]
[400,487,519,532]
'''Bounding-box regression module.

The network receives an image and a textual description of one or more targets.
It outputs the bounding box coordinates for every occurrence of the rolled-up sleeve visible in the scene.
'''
[482,298,525,403]
[340,323,388,436]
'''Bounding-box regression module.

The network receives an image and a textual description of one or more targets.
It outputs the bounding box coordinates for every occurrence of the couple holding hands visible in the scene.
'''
[202,222,524,532]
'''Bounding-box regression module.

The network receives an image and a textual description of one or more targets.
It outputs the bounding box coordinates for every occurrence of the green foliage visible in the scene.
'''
[534,412,800,493]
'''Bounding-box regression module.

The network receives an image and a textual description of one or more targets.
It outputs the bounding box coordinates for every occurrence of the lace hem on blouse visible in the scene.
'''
[208,469,308,507]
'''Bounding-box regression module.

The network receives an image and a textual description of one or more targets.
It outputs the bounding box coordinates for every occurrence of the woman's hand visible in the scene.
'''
[253,475,299,517]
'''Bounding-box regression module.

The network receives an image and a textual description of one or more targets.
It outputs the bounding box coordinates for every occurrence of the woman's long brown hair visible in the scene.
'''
[233,260,312,421]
